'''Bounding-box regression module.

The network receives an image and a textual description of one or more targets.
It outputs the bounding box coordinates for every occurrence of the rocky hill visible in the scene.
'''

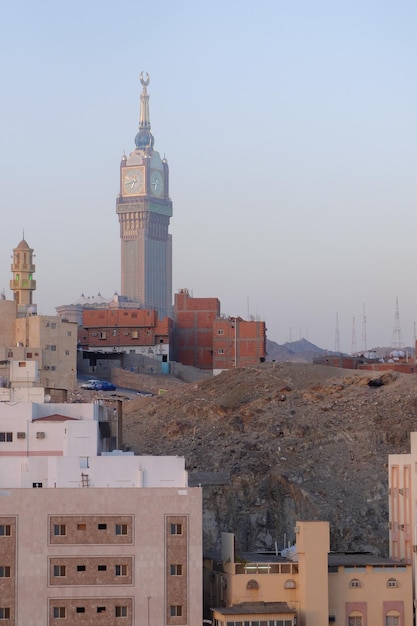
[120,362,417,556]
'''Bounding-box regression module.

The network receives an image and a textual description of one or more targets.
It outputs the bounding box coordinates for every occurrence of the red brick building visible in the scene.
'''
[173,290,266,371]
[173,289,220,369]
[213,317,266,371]
[79,308,172,362]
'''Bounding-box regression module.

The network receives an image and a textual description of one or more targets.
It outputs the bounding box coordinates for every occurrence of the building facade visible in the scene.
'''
[205,524,412,626]
[78,307,172,362]
[174,289,266,372]
[116,72,173,319]
[0,402,202,625]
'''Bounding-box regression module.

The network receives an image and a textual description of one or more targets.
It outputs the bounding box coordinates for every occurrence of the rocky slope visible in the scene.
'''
[120,362,417,556]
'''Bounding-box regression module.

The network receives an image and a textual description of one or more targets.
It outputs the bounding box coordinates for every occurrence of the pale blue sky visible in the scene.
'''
[0,1,416,352]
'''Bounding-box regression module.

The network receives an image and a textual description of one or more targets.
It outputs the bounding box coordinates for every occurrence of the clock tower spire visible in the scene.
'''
[116,73,173,319]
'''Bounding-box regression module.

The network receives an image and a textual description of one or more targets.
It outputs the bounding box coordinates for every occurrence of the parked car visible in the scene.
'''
[81,379,100,389]
[92,381,116,391]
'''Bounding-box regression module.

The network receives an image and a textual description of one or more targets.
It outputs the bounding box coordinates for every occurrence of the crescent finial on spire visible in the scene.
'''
[140,71,150,88]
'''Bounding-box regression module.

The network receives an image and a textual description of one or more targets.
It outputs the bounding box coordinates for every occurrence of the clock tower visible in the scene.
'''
[116,72,173,318]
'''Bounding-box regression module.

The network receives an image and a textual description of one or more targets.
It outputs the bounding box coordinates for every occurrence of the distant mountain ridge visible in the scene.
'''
[266,337,331,363]
[266,338,415,363]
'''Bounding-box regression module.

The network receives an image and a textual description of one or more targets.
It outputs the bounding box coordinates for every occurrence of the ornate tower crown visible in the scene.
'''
[134,71,154,151]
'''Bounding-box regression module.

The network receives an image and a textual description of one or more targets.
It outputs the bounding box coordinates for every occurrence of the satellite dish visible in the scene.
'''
[44,394,51,403]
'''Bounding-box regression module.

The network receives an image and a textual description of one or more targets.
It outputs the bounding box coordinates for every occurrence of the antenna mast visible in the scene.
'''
[335,313,340,353]
[391,296,404,349]
[351,316,357,355]
[361,303,367,353]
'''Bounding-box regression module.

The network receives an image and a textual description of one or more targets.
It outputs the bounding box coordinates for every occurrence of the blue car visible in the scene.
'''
[92,381,116,391]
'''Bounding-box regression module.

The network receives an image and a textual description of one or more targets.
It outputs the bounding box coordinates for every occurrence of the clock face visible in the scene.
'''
[123,167,145,196]
[150,170,164,197]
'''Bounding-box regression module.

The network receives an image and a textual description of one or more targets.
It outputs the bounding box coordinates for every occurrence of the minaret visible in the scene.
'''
[116,72,173,318]
[10,236,37,316]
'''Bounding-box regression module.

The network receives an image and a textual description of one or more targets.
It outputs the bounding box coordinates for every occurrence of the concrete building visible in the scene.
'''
[0,401,202,625]
[116,72,173,319]
[0,238,77,394]
[388,431,417,613]
[205,523,412,626]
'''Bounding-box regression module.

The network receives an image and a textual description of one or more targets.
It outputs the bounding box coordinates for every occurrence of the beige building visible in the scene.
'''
[0,401,202,625]
[389,431,417,610]
[0,238,78,394]
[205,522,412,626]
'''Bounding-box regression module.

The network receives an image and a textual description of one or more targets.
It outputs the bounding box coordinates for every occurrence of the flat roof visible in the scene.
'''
[212,602,295,616]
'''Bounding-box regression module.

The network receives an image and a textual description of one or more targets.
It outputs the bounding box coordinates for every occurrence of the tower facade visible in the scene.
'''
[10,237,36,316]
[116,73,173,319]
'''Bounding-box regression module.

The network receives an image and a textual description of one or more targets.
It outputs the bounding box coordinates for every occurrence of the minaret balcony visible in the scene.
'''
[10,279,36,290]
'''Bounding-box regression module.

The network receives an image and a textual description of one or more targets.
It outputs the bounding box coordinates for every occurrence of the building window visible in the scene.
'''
[246,579,259,590]
[0,433,12,442]
[115,606,127,617]
[77,565,86,572]
[170,523,182,535]
[170,564,183,576]
[51,323,57,329]
[98,523,107,530]
[98,565,107,571]
[348,617,362,626]
[53,607,65,618]
[349,578,361,588]
[284,579,296,589]
[386,617,399,626]
[0,609,10,620]
[77,523,86,531]
[115,564,128,576]
[387,578,398,588]
[170,605,182,617]
[76,607,85,613]
[53,565,66,577]
[217,348,224,354]
[0,567,10,577]
[50,345,57,351]
[217,329,224,335]
[97,607,106,613]
[115,524,128,535]
[65,350,70,356]
[53,524,66,536]
[0,526,11,537]
[67,331,72,337]
[100,332,107,340]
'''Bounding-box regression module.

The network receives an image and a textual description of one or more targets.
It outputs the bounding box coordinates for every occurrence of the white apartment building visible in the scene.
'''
[0,402,202,625]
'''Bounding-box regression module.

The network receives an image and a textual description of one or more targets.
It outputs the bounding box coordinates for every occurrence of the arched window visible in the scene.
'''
[387,578,398,588]
[349,578,361,588]
[284,579,296,589]
[386,611,400,626]
[246,579,259,590]
[348,614,363,626]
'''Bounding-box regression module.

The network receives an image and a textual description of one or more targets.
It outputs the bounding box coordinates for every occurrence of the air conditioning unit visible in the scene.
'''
[36,432,45,439]
[44,366,50,370]
[17,432,26,439]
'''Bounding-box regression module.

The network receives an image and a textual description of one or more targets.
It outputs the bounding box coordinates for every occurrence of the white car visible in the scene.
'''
[81,379,100,390]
